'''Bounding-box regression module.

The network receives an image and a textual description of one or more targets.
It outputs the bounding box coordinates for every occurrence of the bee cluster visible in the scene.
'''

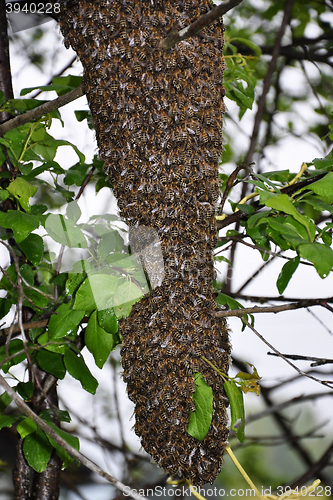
[56,0,230,485]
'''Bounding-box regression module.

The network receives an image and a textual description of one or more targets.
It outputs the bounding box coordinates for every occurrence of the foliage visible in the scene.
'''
[0,0,333,494]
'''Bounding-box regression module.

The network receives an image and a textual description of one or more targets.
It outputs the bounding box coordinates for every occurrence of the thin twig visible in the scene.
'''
[245,0,295,165]
[216,236,313,264]
[31,55,78,99]
[0,373,147,500]
[159,0,243,50]
[0,319,49,338]
[218,164,248,216]
[267,352,333,367]
[235,252,281,294]
[290,442,333,489]
[241,318,333,389]
[245,392,333,425]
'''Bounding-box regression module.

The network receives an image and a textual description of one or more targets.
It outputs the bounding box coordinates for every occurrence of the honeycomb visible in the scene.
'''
[56,0,231,485]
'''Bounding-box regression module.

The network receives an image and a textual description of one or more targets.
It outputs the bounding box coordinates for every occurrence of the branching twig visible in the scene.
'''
[216,235,313,264]
[226,292,333,304]
[159,0,243,50]
[241,318,333,389]
[0,83,85,136]
[0,373,147,500]
[0,319,49,339]
[290,442,333,488]
[214,297,333,318]
[245,0,295,165]
[245,391,333,425]
[267,352,333,367]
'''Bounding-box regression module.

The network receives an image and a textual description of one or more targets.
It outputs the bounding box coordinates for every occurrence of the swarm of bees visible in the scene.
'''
[56,0,231,486]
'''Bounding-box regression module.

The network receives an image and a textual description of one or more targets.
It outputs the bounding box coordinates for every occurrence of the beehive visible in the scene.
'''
[56,0,231,485]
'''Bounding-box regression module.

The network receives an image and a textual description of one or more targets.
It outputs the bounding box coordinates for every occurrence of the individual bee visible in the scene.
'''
[110,80,118,92]
[108,6,117,17]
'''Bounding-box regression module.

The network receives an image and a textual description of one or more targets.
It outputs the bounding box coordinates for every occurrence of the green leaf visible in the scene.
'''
[20,263,34,286]
[7,178,38,213]
[229,37,262,56]
[97,307,118,334]
[18,233,44,266]
[113,280,144,319]
[23,161,64,181]
[227,86,254,111]
[40,409,71,424]
[48,303,85,340]
[233,203,255,215]
[0,211,41,243]
[303,195,333,216]
[24,286,49,311]
[74,110,94,129]
[36,349,66,379]
[65,272,86,296]
[20,84,78,96]
[0,414,22,430]
[73,274,119,312]
[298,242,333,278]
[0,392,12,413]
[216,293,253,330]
[44,421,79,469]
[23,429,52,473]
[97,231,121,259]
[0,189,9,201]
[17,418,37,439]
[85,311,115,369]
[313,156,333,170]
[0,298,11,320]
[276,257,300,294]
[223,380,245,442]
[45,214,87,248]
[64,163,90,187]
[187,372,213,441]
[52,75,83,95]
[64,348,98,394]
[66,201,81,223]
[306,172,333,203]
[15,381,34,401]
[0,339,27,373]
[264,194,315,240]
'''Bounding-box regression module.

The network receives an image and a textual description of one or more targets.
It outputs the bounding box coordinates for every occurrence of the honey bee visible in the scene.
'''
[87,25,95,37]
[110,80,118,92]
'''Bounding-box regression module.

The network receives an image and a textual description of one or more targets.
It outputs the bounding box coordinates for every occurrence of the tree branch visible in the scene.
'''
[290,442,333,489]
[214,297,333,318]
[216,171,328,230]
[159,0,243,50]
[0,0,14,124]
[0,373,147,500]
[0,83,85,136]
